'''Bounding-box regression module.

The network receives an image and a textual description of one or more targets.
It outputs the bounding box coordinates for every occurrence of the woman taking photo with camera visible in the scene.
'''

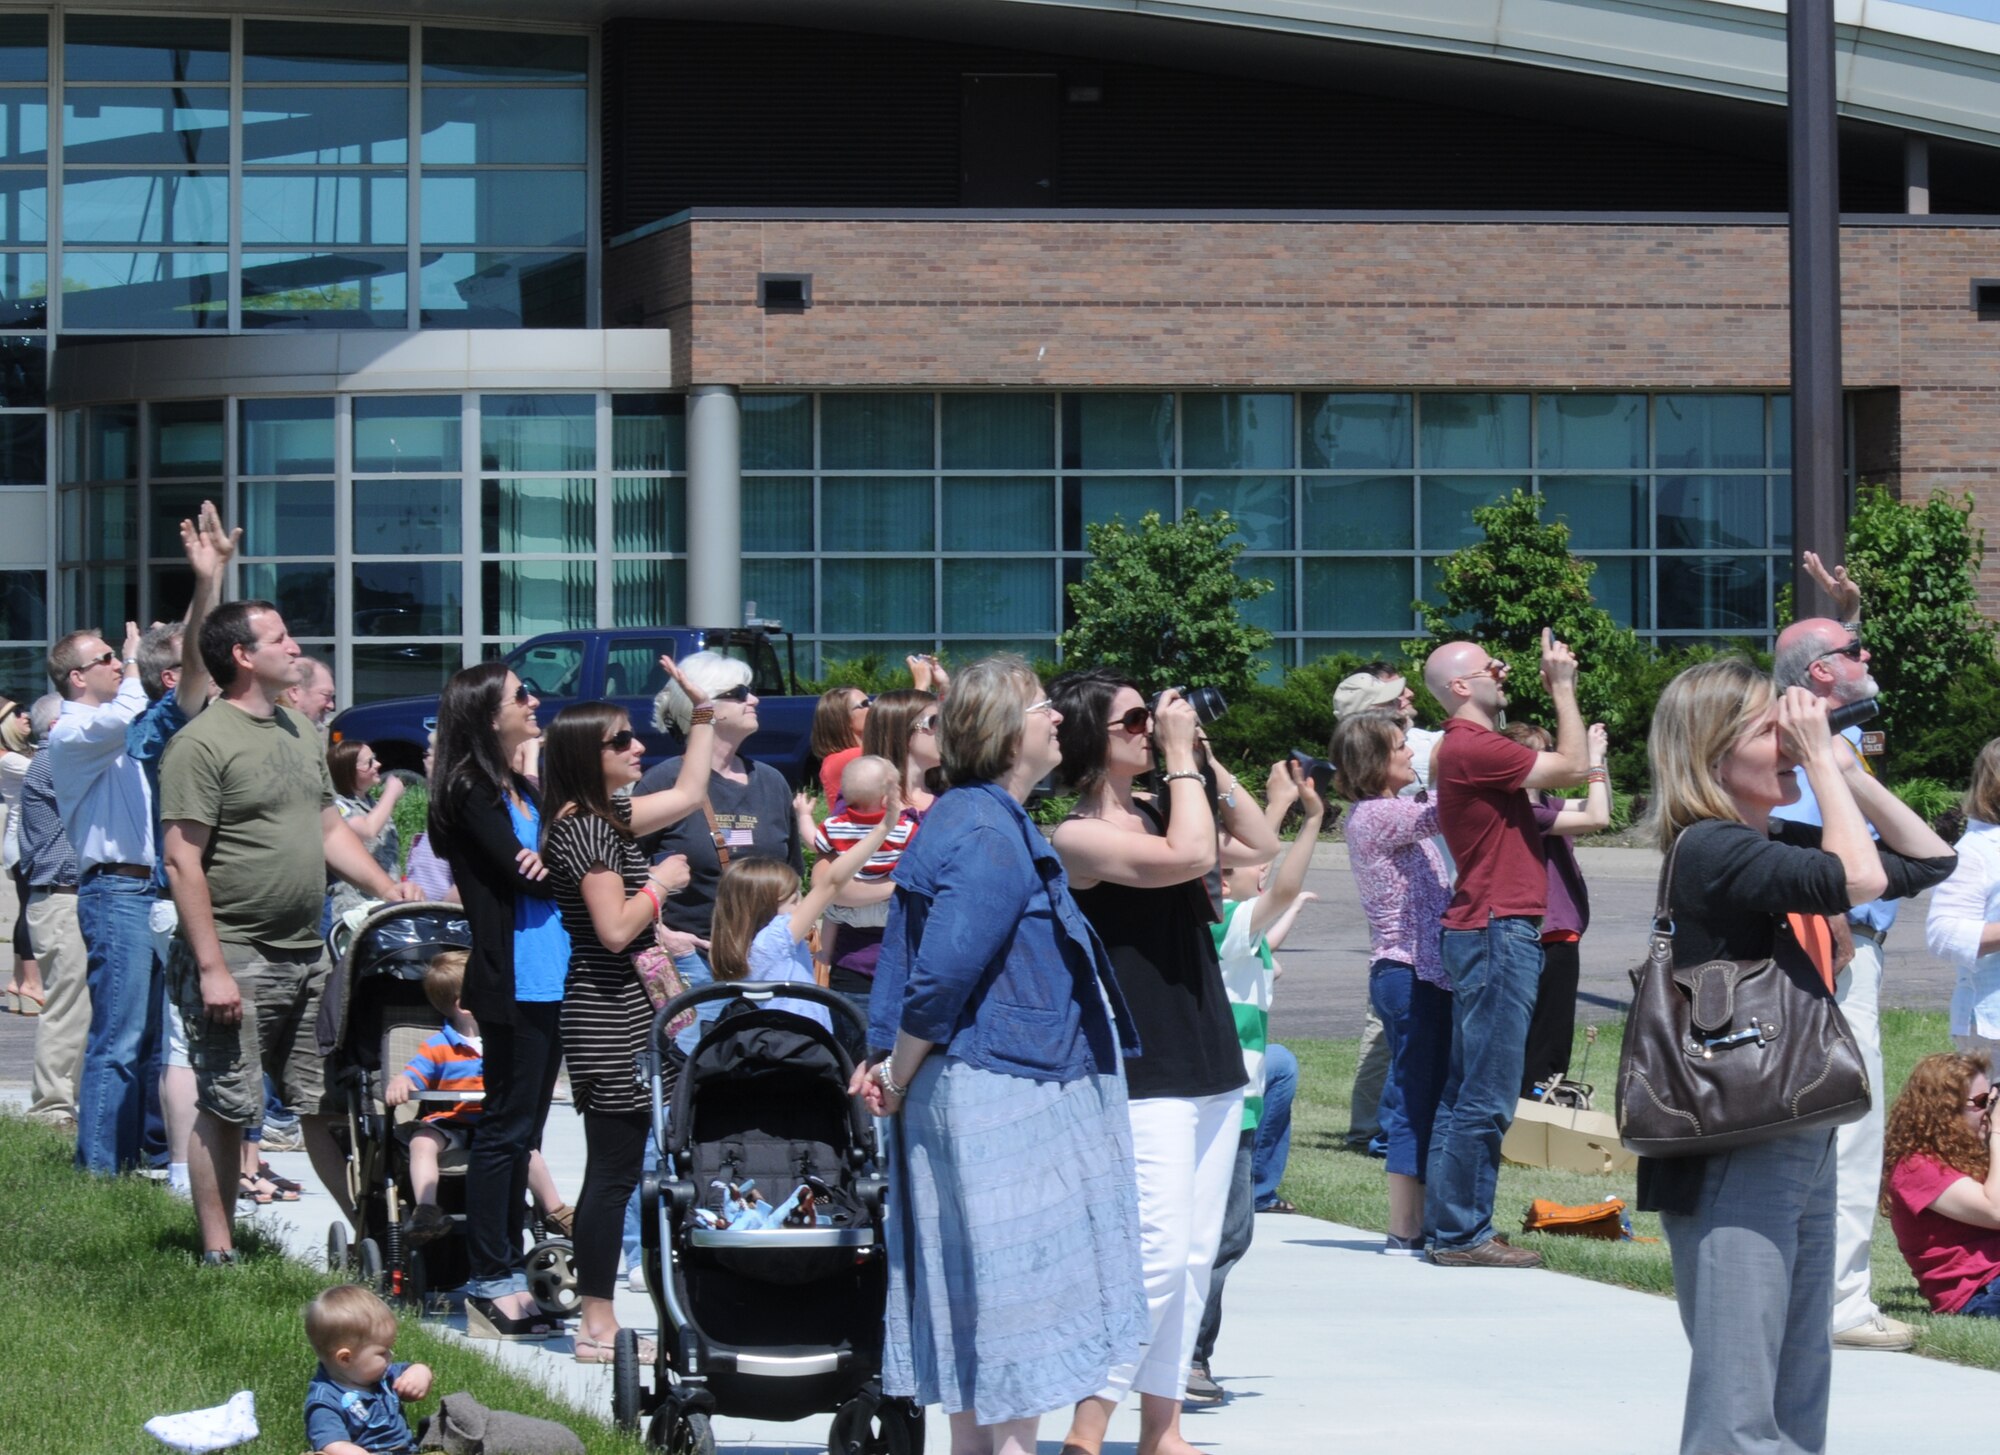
[1047,670,1278,1455]
[1640,658,1951,1454]
[1883,1051,2000,1320]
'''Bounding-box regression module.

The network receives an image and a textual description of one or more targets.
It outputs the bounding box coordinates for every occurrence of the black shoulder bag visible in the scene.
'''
[1616,828,1871,1158]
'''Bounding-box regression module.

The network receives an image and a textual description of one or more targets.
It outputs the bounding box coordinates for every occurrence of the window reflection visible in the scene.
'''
[420,88,585,164]
[243,173,406,245]
[63,171,228,244]
[242,89,408,166]
[420,171,585,246]
[354,477,461,554]
[244,20,407,82]
[417,251,585,328]
[64,16,229,83]
[63,89,228,165]
[243,253,408,329]
[60,252,227,329]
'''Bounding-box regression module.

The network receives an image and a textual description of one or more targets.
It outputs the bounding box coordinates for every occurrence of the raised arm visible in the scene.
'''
[175,499,240,712]
[342,773,406,842]
[1930,1114,2000,1230]
[1051,692,1216,890]
[1546,724,1611,837]
[627,656,715,836]
[579,848,691,953]
[1521,627,1589,790]
[322,805,420,902]
[1209,749,1282,868]
[1249,765,1325,940]
[1780,689,1887,905]
[790,788,899,939]
[1835,749,1953,865]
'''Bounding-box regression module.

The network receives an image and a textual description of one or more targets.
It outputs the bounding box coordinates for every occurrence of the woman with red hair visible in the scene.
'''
[1883,1051,2000,1318]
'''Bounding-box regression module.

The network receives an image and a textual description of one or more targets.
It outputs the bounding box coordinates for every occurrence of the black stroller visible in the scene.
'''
[318,900,577,1319]
[617,981,925,1455]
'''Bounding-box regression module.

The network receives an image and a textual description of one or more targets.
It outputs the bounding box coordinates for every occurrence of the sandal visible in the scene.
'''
[239,1173,299,1205]
[541,1203,575,1239]
[1256,1197,1300,1215]
[5,987,42,1016]
[256,1160,304,1196]
[575,1332,655,1365]
[466,1296,556,1341]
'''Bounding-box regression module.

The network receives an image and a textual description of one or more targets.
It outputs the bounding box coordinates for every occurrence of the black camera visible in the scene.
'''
[1156,684,1229,725]
[1825,697,1879,734]
[1290,748,1335,795]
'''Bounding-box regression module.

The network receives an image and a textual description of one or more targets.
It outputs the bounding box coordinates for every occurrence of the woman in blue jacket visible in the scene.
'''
[859,654,1144,1455]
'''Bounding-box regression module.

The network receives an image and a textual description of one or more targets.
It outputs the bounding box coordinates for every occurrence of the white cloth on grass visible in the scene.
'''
[144,1390,258,1452]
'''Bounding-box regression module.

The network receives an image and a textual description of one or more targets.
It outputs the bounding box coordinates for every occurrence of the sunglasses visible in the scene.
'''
[1970,1089,1994,1112]
[1453,661,1507,684]
[1817,640,1865,663]
[1110,706,1152,735]
[850,694,873,710]
[511,682,533,705]
[913,716,939,735]
[1024,698,1054,715]
[713,684,752,703]
[601,729,636,752]
[77,649,118,672]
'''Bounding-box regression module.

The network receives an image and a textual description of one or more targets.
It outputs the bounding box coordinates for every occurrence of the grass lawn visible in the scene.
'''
[1278,1007,2000,1373]
[0,1115,641,1455]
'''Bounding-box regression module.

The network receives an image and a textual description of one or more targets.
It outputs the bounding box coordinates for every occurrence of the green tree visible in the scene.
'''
[1411,489,1647,740]
[1843,483,1998,748]
[1060,509,1273,698]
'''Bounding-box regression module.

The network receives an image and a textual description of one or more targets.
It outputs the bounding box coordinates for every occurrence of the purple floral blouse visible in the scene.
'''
[1345,795,1452,990]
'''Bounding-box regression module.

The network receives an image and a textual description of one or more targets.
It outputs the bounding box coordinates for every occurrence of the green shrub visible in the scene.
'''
[1891,776,1965,830]
[1885,651,2000,785]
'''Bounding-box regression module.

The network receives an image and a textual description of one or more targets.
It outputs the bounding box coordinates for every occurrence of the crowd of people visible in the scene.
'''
[7,517,2000,1455]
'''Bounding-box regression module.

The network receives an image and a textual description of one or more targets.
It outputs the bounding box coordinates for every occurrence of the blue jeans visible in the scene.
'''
[622,1132,662,1274]
[74,874,164,1176]
[1370,964,1454,1182]
[1251,1044,1297,1210]
[1424,916,1543,1251]
[1195,1130,1255,1365]
[671,950,721,1054]
[1959,1275,2000,1320]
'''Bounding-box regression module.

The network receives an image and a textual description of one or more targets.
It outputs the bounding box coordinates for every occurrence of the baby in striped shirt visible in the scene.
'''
[814,755,920,933]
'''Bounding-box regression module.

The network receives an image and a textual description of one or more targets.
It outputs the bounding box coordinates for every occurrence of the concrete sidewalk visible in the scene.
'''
[136,1092,2000,1455]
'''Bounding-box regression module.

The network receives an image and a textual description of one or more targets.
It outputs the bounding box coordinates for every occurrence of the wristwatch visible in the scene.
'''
[871,1061,909,1100]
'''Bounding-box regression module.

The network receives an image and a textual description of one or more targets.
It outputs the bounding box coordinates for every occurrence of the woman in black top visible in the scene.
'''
[1047,669,1278,1455]
[428,662,566,1340]
[540,690,715,1365]
[1641,658,1953,1455]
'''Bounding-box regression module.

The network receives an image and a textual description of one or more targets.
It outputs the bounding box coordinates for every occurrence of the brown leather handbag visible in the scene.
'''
[1616,827,1871,1158]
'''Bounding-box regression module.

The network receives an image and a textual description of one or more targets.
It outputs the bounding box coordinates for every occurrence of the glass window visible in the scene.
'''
[821,394,933,471]
[57,478,78,545]
[242,251,409,329]
[1302,394,1411,470]
[822,478,932,551]
[240,398,334,476]
[1419,393,1530,469]
[743,394,810,470]
[0,174,46,242]
[63,89,228,165]
[242,173,406,246]
[940,394,1052,470]
[59,251,228,329]
[482,559,593,636]
[0,16,46,83]
[612,559,686,628]
[417,250,584,328]
[612,477,684,553]
[86,406,136,480]
[351,643,459,704]
[482,476,593,553]
[242,89,409,165]
[1061,476,1173,551]
[353,562,460,635]
[1657,475,1767,550]
[0,413,43,485]
[1181,393,1293,470]
[422,29,589,81]
[77,563,137,627]
[1772,473,1792,550]
[0,569,46,639]
[241,562,335,637]
[354,396,460,473]
[240,481,334,556]
[1062,393,1172,471]
[1235,556,1291,636]
[1583,558,1649,630]
[420,170,585,247]
[0,92,47,160]
[612,394,684,472]
[1541,476,1648,551]
[481,395,594,471]
[742,559,812,635]
[0,337,45,409]
[821,559,932,635]
[85,482,136,557]
[943,477,1053,552]
[1302,475,1412,551]
[244,21,408,81]
[150,400,221,478]
[1537,394,1646,470]
[1419,475,1528,551]
[1771,396,1791,469]
[64,16,229,82]
[355,477,460,554]
[1657,556,1768,634]
[63,170,227,244]
[942,559,1053,633]
[149,482,209,554]
[1303,559,1416,633]
[421,88,586,164]
[1184,476,1291,550]
[0,253,47,328]
[743,477,811,553]
[505,637,585,696]
[1657,396,1766,470]
[0,488,45,565]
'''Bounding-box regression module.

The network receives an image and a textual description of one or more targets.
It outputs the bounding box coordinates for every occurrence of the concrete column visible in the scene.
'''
[685,384,742,628]
[1905,134,1931,216]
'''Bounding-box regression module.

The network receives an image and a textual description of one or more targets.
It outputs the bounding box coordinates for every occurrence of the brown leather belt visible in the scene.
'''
[81,862,152,881]
[32,884,77,895]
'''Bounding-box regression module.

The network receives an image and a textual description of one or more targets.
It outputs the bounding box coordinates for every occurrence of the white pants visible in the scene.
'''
[1832,937,1885,1334]
[1098,1090,1243,1403]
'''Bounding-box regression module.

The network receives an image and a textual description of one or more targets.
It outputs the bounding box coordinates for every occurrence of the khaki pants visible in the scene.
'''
[26,888,88,1123]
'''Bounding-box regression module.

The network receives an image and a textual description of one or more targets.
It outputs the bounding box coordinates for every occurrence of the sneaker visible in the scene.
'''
[1182,1361,1225,1406]
[1382,1233,1426,1257]
[404,1203,451,1247]
[1832,1314,1916,1351]
[1428,1237,1544,1269]
[627,1263,647,1293]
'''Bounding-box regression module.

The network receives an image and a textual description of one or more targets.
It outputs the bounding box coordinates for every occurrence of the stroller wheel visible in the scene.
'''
[612,1328,642,1433]
[356,1236,385,1292]
[829,1397,925,1455]
[650,1408,712,1455]
[326,1221,351,1275]
[525,1237,580,1318]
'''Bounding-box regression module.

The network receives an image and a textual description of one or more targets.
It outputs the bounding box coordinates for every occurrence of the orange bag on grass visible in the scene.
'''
[1522,1198,1627,1240]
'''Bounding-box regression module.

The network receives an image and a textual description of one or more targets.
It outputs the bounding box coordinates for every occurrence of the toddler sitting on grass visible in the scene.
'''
[304,1285,433,1455]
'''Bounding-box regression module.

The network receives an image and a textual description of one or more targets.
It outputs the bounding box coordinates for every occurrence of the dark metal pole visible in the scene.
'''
[1789,0,1845,622]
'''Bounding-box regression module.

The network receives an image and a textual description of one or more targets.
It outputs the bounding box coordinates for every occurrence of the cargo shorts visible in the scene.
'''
[168,936,335,1125]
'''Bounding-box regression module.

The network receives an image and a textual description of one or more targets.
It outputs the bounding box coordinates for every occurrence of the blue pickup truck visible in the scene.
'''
[327,627,821,786]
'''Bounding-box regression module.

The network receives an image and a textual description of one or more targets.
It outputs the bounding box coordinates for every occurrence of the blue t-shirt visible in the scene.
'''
[508,794,571,1002]
[304,1362,415,1454]
[126,692,191,891]
[745,915,831,1031]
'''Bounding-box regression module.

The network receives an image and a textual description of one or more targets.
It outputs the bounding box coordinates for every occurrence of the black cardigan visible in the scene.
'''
[436,774,558,1027]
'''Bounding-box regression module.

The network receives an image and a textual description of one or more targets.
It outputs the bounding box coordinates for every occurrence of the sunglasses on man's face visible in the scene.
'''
[601,729,636,753]
[713,684,753,703]
[1110,706,1152,735]
[76,649,118,672]
[1818,640,1866,663]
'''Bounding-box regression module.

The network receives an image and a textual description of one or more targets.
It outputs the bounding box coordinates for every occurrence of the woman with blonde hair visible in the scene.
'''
[1883,1051,2000,1318]
[1926,739,2000,1057]
[1638,656,1952,1455]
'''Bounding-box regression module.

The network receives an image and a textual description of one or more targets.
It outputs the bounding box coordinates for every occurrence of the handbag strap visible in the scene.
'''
[702,799,730,867]
[1652,828,1689,932]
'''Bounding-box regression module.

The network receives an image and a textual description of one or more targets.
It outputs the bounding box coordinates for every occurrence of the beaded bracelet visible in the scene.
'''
[689,705,716,726]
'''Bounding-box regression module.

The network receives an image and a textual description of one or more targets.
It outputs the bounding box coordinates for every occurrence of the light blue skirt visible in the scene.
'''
[882,1057,1146,1425]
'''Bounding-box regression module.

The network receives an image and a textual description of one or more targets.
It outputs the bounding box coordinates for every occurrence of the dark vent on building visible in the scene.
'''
[758,273,812,311]
[1975,279,2000,321]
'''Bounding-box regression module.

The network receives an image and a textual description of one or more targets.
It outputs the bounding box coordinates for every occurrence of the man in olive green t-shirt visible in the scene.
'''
[159,600,419,1263]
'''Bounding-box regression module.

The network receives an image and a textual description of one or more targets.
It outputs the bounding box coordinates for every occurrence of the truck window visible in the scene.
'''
[605,638,682,700]
[706,634,788,696]
[506,639,585,699]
